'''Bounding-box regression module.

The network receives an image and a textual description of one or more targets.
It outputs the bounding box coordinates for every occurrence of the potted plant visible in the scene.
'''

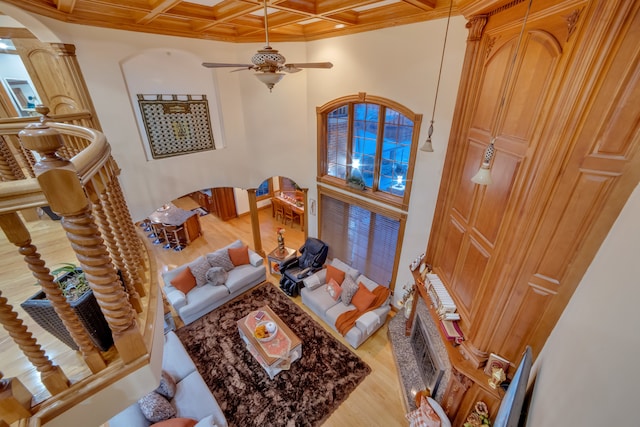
[347,174,366,190]
[21,263,114,351]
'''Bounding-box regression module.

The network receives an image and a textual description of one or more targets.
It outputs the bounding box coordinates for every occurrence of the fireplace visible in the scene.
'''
[389,297,452,410]
[411,314,446,397]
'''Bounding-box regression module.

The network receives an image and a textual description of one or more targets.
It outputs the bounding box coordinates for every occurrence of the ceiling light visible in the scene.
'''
[255,73,285,92]
[335,24,345,29]
[420,0,453,153]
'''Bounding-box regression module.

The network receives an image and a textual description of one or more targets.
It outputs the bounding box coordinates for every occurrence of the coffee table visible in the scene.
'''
[237,305,302,379]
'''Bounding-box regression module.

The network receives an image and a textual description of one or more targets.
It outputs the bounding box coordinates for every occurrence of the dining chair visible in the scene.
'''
[274,199,285,223]
[283,203,294,227]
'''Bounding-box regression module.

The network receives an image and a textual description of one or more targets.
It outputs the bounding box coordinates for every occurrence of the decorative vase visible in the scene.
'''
[404,295,414,319]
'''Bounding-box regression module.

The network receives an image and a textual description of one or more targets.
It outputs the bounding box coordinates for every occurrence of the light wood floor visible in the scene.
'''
[0,197,407,426]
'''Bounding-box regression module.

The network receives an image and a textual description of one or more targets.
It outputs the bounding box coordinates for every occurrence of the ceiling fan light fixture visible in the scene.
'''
[255,72,285,91]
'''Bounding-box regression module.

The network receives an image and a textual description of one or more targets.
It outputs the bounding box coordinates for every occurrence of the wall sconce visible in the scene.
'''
[420,0,453,153]
[471,0,533,185]
[488,366,507,389]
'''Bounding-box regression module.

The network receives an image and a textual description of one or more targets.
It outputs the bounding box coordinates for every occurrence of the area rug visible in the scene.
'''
[176,282,371,427]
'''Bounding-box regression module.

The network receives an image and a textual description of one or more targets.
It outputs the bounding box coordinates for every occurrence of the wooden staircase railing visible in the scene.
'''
[0,109,163,426]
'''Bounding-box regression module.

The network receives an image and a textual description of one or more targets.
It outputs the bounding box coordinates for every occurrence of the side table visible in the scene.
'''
[267,246,296,275]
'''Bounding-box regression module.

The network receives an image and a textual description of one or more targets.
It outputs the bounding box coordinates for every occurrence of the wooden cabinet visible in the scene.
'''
[190,188,237,221]
[423,0,640,421]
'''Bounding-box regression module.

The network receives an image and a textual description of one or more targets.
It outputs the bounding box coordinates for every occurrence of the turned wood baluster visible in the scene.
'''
[0,291,69,395]
[109,177,146,289]
[100,187,144,305]
[0,138,26,181]
[89,177,142,313]
[0,213,107,373]
[0,371,33,425]
[18,121,147,364]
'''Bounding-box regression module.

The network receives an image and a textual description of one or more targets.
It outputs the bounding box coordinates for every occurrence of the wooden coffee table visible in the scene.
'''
[237,305,302,379]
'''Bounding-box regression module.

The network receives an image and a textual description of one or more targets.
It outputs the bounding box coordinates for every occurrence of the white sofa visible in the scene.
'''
[162,240,266,325]
[109,331,228,427]
[301,258,391,348]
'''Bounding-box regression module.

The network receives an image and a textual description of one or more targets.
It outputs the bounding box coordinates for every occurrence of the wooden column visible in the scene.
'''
[0,213,107,373]
[301,187,309,239]
[19,122,146,364]
[247,189,264,257]
[0,291,69,395]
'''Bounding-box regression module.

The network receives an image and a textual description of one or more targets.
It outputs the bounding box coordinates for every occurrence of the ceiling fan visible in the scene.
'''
[202,0,333,92]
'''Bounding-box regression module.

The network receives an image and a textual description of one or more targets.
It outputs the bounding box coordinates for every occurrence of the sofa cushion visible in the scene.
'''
[171,268,196,295]
[225,264,264,294]
[173,371,226,427]
[340,274,359,305]
[187,257,212,287]
[206,249,234,272]
[162,332,197,382]
[326,264,345,285]
[303,285,339,318]
[356,274,380,292]
[330,258,359,280]
[351,282,376,312]
[179,285,229,321]
[228,245,250,266]
[151,418,197,427]
[138,391,176,423]
[326,278,342,301]
[155,370,177,399]
[194,415,217,427]
[205,267,228,286]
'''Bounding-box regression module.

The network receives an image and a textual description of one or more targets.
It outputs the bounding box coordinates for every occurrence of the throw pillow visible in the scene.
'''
[138,391,176,423]
[205,266,228,286]
[326,264,346,286]
[151,418,198,427]
[170,267,196,294]
[206,249,235,272]
[228,245,250,266]
[187,256,211,287]
[405,396,441,427]
[154,370,177,400]
[351,282,376,312]
[326,278,343,301]
[340,274,359,305]
[194,415,216,427]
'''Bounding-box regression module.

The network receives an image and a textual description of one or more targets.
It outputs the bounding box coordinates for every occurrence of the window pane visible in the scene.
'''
[256,179,270,197]
[352,103,379,188]
[321,194,400,286]
[378,108,413,196]
[327,107,349,179]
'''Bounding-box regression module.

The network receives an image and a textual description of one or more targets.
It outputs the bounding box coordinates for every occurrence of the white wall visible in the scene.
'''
[526,183,640,426]
[12,13,467,307]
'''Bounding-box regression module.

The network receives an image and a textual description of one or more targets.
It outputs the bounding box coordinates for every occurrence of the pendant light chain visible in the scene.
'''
[421,0,454,152]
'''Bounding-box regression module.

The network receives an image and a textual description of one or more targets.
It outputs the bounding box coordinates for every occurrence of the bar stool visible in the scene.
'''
[139,218,152,232]
[162,225,174,249]
[150,223,165,245]
[169,225,187,251]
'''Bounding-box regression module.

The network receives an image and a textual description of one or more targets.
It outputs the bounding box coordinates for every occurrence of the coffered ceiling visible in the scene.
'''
[0,0,513,43]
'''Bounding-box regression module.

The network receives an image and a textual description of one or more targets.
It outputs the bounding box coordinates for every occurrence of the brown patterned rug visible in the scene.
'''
[176,282,371,427]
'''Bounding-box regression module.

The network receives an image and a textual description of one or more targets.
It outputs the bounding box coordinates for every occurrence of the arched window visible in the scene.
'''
[317,93,422,210]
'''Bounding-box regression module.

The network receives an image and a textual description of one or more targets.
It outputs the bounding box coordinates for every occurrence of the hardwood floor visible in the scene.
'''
[0,198,407,426]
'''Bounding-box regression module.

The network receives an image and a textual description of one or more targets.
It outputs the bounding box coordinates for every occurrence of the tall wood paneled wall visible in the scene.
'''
[426,0,640,422]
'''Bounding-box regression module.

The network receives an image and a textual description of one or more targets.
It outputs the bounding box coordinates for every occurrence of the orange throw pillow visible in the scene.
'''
[351,282,376,312]
[326,264,346,286]
[228,245,250,266]
[170,267,196,294]
[151,418,198,427]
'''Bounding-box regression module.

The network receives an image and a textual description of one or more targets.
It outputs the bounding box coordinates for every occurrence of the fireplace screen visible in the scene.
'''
[411,316,445,396]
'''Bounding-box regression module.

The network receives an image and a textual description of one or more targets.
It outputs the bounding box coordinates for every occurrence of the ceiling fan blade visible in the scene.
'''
[231,67,255,72]
[202,62,254,68]
[284,62,334,69]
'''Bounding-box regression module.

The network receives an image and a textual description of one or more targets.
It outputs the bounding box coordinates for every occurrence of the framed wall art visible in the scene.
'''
[137,94,215,159]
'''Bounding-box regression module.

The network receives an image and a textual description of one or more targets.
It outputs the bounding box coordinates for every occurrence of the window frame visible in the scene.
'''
[317,92,422,211]
[317,185,407,293]
[255,177,273,201]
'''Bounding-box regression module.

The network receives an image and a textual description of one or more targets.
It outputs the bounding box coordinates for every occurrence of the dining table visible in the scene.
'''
[271,195,304,231]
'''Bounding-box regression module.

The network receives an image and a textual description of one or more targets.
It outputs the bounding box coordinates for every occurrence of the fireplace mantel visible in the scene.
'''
[405,261,502,422]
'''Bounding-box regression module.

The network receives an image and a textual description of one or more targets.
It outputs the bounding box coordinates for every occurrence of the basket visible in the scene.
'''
[21,288,114,351]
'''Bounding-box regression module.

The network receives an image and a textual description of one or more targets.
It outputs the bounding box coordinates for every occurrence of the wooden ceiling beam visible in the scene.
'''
[54,0,77,14]
[137,0,183,25]
[400,0,437,11]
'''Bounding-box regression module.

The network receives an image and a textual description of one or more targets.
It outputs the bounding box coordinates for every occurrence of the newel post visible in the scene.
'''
[19,122,147,363]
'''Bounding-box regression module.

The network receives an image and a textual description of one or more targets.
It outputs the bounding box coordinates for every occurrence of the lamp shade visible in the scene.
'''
[420,138,434,152]
[255,72,285,91]
[471,163,493,185]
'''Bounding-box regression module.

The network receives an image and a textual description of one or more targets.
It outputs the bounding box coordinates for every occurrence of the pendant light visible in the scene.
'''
[472,0,533,185]
[420,0,453,152]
